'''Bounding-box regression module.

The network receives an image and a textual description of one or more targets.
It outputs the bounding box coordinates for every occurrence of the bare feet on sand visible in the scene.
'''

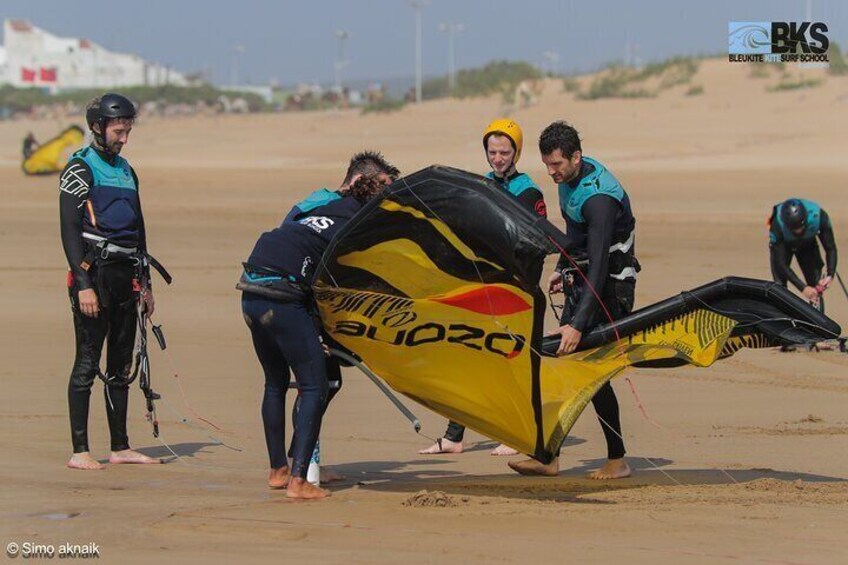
[508,458,559,476]
[268,466,290,489]
[587,458,631,480]
[109,449,163,465]
[320,467,347,483]
[490,443,519,456]
[286,477,330,500]
[67,452,106,470]
[418,438,463,455]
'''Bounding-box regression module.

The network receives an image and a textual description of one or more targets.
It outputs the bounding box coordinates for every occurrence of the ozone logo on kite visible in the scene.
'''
[333,320,527,359]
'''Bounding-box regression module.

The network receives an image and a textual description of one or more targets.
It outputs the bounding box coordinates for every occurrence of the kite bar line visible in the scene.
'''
[328,348,422,434]
[836,272,848,302]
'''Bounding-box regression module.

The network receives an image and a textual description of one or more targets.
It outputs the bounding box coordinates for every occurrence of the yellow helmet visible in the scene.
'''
[483,118,524,164]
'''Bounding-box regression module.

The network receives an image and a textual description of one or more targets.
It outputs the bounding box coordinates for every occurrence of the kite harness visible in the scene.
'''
[87,236,172,437]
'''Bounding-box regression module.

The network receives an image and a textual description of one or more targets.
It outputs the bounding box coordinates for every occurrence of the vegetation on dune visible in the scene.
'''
[0,83,270,113]
[577,56,700,100]
[561,77,580,93]
[826,41,847,75]
[422,60,542,100]
[767,77,824,92]
[685,84,704,96]
[361,98,407,114]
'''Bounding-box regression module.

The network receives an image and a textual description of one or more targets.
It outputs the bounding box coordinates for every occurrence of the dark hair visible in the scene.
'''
[342,150,400,185]
[538,121,582,158]
[348,174,387,204]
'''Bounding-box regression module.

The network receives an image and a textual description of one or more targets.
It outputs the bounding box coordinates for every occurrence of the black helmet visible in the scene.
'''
[780,198,807,232]
[86,93,136,146]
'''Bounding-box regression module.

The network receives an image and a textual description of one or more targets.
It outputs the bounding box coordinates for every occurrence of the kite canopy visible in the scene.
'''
[313,166,842,463]
[22,125,84,176]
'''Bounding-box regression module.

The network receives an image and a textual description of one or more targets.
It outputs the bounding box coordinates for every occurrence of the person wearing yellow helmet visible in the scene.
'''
[482,118,547,217]
[418,119,547,457]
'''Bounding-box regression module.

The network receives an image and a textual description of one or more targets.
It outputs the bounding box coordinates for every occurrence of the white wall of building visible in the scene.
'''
[1,19,186,90]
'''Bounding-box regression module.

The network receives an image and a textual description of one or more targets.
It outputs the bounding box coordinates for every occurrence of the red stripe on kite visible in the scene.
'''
[432,286,530,315]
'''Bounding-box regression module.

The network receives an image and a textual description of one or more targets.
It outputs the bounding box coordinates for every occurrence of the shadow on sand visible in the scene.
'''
[129,441,233,463]
[331,454,847,502]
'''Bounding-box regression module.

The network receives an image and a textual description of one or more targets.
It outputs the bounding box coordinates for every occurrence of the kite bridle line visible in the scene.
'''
[544,235,626,356]
[679,290,842,339]
[309,181,442,443]
[394,180,740,485]
[835,272,848,302]
[118,254,242,466]
[129,312,243,469]
[396,180,682,472]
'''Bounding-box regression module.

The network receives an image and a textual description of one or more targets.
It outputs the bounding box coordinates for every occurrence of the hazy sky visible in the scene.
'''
[2,0,846,86]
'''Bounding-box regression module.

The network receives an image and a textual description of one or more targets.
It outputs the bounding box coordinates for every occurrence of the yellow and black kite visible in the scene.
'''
[22,125,84,176]
[313,166,841,463]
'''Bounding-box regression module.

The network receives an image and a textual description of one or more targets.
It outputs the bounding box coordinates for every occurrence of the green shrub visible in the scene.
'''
[0,83,271,114]
[827,41,848,75]
[361,98,407,114]
[685,84,704,96]
[421,60,542,101]
[577,56,700,100]
[767,78,823,91]
[562,77,580,93]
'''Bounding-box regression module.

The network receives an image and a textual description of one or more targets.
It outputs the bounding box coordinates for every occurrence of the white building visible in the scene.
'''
[1,19,187,91]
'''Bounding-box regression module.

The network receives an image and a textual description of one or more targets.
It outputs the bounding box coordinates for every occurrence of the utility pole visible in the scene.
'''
[232,44,245,85]
[334,30,349,92]
[439,23,465,92]
[410,1,428,103]
[543,50,560,76]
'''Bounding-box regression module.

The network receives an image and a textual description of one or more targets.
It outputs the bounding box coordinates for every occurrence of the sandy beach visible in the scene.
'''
[1,59,847,564]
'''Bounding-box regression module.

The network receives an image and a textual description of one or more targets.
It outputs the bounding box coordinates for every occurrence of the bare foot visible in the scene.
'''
[268,466,290,489]
[490,443,519,456]
[508,458,559,476]
[418,438,463,455]
[587,458,631,480]
[321,467,347,483]
[109,449,163,465]
[286,477,330,500]
[67,452,106,470]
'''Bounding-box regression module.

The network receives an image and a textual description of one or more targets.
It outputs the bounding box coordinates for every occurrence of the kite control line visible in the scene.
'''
[836,272,848,302]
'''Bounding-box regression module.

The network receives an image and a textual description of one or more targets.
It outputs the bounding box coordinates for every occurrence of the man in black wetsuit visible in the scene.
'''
[509,121,639,480]
[59,94,160,470]
[240,175,389,499]
[768,198,838,312]
[280,151,399,483]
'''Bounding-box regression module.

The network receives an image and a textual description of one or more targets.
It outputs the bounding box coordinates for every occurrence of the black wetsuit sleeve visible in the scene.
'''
[570,196,618,332]
[769,224,806,291]
[819,210,837,277]
[554,230,585,272]
[132,168,147,253]
[59,158,94,291]
[516,187,547,218]
[131,167,153,285]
